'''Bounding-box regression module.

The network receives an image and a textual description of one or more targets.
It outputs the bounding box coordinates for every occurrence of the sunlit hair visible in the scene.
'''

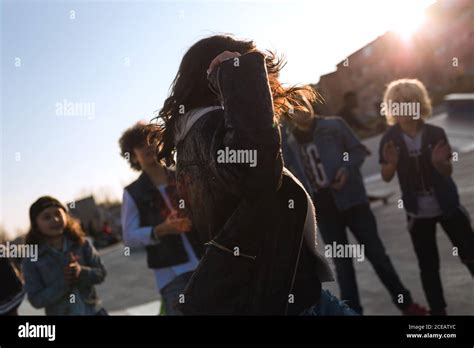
[280,86,323,127]
[148,34,317,167]
[383,78,432,125]
[119,121,156,171]
[25,211,86,246]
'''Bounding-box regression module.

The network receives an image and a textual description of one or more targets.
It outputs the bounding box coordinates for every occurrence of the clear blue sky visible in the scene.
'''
[1,0,434,237]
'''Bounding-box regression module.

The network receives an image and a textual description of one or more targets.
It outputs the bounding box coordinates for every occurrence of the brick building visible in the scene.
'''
[313,0,474,121]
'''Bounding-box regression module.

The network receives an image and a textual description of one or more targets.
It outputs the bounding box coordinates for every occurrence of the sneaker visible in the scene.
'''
[402,303,429,315]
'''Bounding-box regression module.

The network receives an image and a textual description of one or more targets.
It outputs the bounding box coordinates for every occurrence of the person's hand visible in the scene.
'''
[64,252,81,285]
[383,140,399,166]
[331,167,349,191]
[431,140,451,166]
[166,210,192,232]
[207,51,241,76]
[153,210,192,238]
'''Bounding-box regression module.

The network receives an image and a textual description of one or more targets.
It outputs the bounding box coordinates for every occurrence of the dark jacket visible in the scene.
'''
[379,123,460,216]
[0,258,25,314]
[174,52,333,315]
[125,172,204,269]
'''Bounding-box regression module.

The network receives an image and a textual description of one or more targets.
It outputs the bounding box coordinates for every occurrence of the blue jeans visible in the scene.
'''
[300,289,358,316]
[160,271,194,316]
[315,190,412,314]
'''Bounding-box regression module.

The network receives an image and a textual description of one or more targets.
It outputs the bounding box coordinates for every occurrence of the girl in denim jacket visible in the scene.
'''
[22,196,107,315]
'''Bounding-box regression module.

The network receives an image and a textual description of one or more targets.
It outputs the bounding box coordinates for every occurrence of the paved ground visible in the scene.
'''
[321,149,474,315]
[328,113,474,315]
[19,113,474,315]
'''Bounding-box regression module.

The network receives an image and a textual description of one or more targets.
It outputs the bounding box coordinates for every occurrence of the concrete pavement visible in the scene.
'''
[18,112,474,315]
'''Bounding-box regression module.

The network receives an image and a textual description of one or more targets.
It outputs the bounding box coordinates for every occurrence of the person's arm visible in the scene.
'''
[76,240,107,287]
[209,51,280,250]
[379,135,398,182]
[381,163,397,182]
[431,129,453,177]
[208,51,282,198]
[121,190,155,248]
[121,190,187,248]
[22,258,69,309]
[179,51,280,315]
[338,118,370,170]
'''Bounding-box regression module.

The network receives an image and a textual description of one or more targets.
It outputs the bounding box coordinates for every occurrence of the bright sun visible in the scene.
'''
[396,12,425,40]
[389,1,431,40]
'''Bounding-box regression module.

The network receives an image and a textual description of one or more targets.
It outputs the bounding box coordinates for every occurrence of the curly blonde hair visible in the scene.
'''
[382,78,432,125]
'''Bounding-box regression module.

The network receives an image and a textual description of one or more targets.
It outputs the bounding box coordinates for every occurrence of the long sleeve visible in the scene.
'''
[339,118,369,170]
[22,258,68,309]
[77,240,107,287]
[208,51,282,198]
[379,131,389,164]
[121,189,154,248]
[209,51,282,249]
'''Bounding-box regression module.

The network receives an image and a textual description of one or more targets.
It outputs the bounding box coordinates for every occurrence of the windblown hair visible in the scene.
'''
[148,34,318,167]
[280,86,322,127]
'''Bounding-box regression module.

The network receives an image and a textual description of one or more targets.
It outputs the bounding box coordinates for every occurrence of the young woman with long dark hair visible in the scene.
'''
[149,35,355,315]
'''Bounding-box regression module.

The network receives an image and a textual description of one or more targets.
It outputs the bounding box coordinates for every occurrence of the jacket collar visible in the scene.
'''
[174,106,223,145]
[38,237,71,256]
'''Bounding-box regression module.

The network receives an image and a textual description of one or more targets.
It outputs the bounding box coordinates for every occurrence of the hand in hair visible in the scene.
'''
[207,51,241,76]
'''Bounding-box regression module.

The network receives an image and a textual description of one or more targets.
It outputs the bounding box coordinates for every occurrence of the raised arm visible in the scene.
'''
[178,51,283,315]
[208,51,282,198]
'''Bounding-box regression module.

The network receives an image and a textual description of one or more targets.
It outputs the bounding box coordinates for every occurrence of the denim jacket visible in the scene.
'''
[281,116,370,212]
[22,238,106,315]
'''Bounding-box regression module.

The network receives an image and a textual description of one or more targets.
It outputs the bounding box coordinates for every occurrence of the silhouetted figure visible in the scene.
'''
[338,91,371,132]
[0,257,25,315]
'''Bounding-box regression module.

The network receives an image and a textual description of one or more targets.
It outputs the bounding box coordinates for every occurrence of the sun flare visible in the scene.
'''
[387,0,432,40]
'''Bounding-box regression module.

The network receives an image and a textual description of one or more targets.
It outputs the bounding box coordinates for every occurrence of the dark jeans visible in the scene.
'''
[300,289,359,316]
[407,206,474,313]
[315,189,412,314]
[160,271,194,316]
